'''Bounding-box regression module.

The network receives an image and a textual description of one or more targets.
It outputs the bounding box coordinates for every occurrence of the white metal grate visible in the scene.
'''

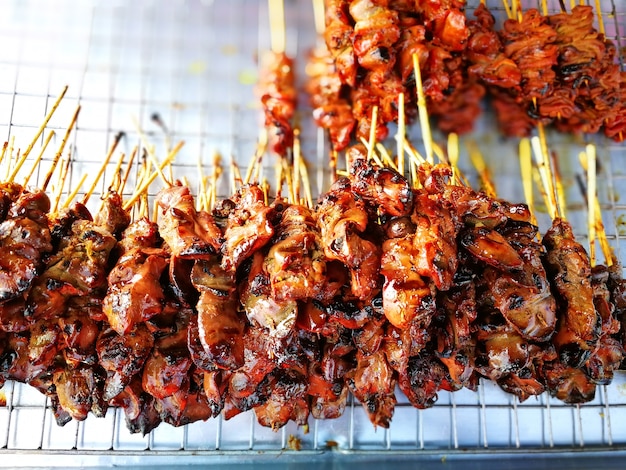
[0,0,624,466]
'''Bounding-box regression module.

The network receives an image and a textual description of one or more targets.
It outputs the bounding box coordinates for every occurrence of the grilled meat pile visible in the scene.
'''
[307,2,625,148]
[0,153,624,433]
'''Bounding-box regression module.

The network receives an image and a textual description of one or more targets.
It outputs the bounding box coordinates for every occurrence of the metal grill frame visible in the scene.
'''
[0,0,624,465]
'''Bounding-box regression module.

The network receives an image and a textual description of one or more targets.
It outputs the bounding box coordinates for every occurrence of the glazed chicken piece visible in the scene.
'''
[156,183,222,258]
[346,349,396,428]
[190,257,245,370]
[349,0,400,74]
[349,154,413,217]
[306,44,356,151]
[399,350,448,409]
[317,177,381,302]
[474,318,548,401]
[542,360,597,404]
[543,218,599,366]
[109,378,162,435]
[264,204,326,301]
[97,325,154,401]
[324,0,357,86]
[93,190,130,236]
[25,219,116,320]
[0,189,52,303]
[103,247,168,335]
[257,51,297,156]
[486,221,557,342]
[582,266,624,384]
[221,184,274,272]
[433,265,478,390]
[142,325,192,401]
[254,370,309,430]
[53,365,107,421]
[240,252,300,367]
[59,308,100,366]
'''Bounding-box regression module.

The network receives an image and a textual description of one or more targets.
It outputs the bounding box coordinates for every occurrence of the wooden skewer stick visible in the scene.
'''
[550,150,567,221]
[593,0,606,35]
[42,105,80,191]
[23,131,55,187]
[82,132,123,204]
[531,136,558,220]
[132,117,171,187]
[299,157,313,209]
[359,137,384,168]
[579,146,612,267]
[367,106,379,162]
[447,133,459,185]
[468,141,497,199]
[20,86,68,165]
[532,166,552,216]
[412,53,433,164]
[396,92,406,176]
[0,142,7,174]
[376,143,398,171]
[52,152,72,213]
[268,0,286,55]
[585,145,597,267]
[293,128,302,203]
[540,0,548,16]
[119,146,138,195]
[501,0,514,20]
[109,151,126,193]
[312,0,325,36]
[519,138,538,225]
[123,141,184,211]
[5,137,15,181]
[63,173,89,209]
[211,153,222,211]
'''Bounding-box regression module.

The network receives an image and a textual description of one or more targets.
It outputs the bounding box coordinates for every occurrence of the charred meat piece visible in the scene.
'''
[349,154,413,217]
[257,51,297,156]
[324,0,357,86]
[103,248,168,335]
[264,204,326,301]
[93,190,130,236]
[156,184,222,258]
[0,189,52,303]
[191,257,245,370]
[346,349,396,428]
[53,365,107,421]
[317,178,381,301]
[221,184,274,272]
[97,325,154,401]
[543,218,599,365]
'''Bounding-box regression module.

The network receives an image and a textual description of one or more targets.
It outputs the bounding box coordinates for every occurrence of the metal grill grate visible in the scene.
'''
[0,0,624,466]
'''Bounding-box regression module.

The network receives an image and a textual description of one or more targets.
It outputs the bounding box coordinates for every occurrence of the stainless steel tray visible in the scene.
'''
[0,0,624,467]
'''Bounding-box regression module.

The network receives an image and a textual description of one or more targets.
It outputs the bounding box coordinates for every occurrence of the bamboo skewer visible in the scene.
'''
[269,0,286,55]
[412,53,434,164]
[396,93,406,176]
[519,138,538,226]
[123,141,184,211]
[468,142,496,199]
[63,173,89,209]
[42,105,80,191]
[82,132,123,204]
[23,131,55,188]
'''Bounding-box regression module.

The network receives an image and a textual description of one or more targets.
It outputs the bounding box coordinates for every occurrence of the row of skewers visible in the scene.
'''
[0,77,624,433]
[259,0,625,161]
[0,0,624,436]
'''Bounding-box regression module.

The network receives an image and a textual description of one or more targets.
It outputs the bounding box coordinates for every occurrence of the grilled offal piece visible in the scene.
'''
[190,257,245,370]
[317,177,381,302]
[0,188,52,303]
[222,184,274,273]
[543,218,599,367]
[156,184,222,259]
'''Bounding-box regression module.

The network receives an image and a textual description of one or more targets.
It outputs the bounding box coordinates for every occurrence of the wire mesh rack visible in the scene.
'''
[0,0,625,467]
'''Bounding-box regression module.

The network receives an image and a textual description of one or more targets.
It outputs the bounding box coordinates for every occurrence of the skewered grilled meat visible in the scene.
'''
[0,188,52,303]
[543,218,599,367]
[257,51,297,156]
[190,256,245,370]
[221,184,274,272]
